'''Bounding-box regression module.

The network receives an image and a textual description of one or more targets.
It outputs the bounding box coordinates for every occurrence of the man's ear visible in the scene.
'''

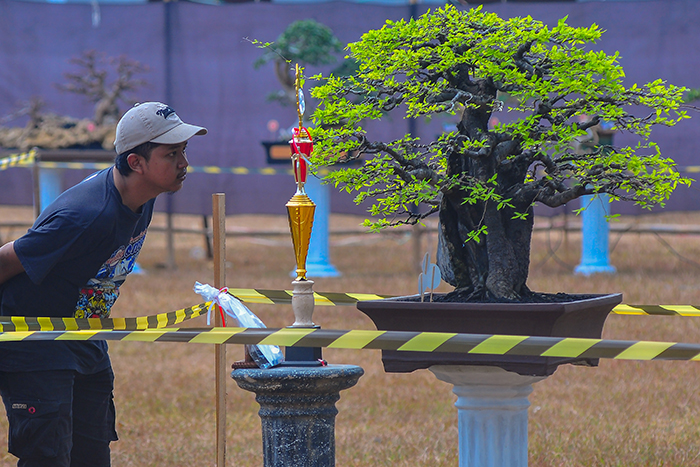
[126,153,145,174]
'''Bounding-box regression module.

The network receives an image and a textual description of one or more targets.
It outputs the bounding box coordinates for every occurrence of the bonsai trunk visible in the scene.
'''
[437,194,534,300]
[436,83,534,301]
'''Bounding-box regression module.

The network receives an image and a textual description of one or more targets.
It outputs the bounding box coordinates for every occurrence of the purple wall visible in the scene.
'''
[0,0,698,217]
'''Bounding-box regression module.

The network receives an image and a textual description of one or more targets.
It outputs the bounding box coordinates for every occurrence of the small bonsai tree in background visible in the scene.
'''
[310,5,692,301]
[56,49,148,125]
[0,50,148,150]
[253,19,359,144]
[684,88,700,104]
[254,19,345,109]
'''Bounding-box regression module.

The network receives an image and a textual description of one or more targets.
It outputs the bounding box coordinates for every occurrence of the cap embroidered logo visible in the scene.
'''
[156,106,176,120]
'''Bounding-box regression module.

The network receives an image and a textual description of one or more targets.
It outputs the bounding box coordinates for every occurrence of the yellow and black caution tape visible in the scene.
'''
[39,161,111,171]
[0,290,699,361]
[1,326,700,362]
[38,162,328,177]
[189,165,294,176]
[190,165,331,176]
[1,149,696,178]
[6,157,327,178]
[0,150,35,171]
[613,304,700,317]
[1,289,698,337]
[226,288,700,317]
[7,158,297,176]
[3,152,697,178]
[34,161,295,176]
[227,288,393,307]
[0,302,210,332]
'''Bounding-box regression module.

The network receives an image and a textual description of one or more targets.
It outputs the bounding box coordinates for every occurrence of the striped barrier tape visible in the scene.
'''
[36,161,297,176]
[2,150,697,177]
[0,156,298,176]
[225,288,700,317]
[0,151,35,171]
[0,153,325,177]
[613,304,700,317]
[39,161,110,171]
[0,302,209,332]
[227,288,393,306]
[0,326,699,362]
[0,289,698,361]
[189,165,295,176]
[2,151,699,177]
[0,290,695,336]
[0,288,697,335]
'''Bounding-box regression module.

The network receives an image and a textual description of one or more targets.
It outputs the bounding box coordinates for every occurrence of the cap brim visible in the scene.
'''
[150,122,208,145]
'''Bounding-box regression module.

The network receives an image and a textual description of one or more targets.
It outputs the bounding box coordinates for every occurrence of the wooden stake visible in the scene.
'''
[213,193,227,467]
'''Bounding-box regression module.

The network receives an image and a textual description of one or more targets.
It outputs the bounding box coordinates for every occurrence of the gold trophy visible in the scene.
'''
[286,64,316,283]
[285,65,322,364]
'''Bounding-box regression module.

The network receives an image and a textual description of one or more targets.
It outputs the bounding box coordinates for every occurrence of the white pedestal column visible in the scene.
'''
[430,365,547,467]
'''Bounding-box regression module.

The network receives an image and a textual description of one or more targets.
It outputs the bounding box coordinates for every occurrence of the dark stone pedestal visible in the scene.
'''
[232,364,363,467]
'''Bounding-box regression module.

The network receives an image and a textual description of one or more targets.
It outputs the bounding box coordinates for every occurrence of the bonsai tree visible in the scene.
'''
[0,50,148,150]
[253,19,358,144]
[254,19,345,109]
[309,5,692,301]
[56,49,148,125]
[684,87,700,103]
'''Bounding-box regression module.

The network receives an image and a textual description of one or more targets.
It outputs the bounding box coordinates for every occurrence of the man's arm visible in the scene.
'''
[0,241,24,285]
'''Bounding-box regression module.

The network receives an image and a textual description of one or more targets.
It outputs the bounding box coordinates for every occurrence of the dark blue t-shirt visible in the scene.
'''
[0,167,154,373]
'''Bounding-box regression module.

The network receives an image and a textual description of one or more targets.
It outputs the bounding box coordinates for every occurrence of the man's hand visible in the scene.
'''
[0,241,24,285]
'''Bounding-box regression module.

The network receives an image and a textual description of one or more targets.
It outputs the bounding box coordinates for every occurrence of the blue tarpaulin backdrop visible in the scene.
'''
[0,0,698,216]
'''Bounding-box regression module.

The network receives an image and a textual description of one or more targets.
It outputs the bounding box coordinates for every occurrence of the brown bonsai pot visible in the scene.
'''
[356,293,622,377]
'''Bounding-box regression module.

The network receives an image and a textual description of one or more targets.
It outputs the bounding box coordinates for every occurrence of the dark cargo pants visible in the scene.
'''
[0,367,118,467]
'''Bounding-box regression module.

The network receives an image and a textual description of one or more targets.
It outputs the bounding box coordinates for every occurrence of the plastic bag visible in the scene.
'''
[194,282,284,369]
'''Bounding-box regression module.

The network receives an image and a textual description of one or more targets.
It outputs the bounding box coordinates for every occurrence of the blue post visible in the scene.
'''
[574,194,616,275]
[300,175,340,278]
[39,167,64,213]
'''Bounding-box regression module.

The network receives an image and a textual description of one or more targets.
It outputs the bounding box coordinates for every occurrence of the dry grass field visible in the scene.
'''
[1,205,700,466]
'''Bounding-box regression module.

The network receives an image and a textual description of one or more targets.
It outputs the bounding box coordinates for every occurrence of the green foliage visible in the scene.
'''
[252,19,357,114]
[254,19,343,69]
[684,87,700,103]
[309,5,692,232]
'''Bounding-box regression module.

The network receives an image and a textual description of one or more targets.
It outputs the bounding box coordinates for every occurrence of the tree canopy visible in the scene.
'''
[310,5,691,231]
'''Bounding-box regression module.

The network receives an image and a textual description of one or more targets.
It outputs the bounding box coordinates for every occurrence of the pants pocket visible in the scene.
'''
[7,399,62,459]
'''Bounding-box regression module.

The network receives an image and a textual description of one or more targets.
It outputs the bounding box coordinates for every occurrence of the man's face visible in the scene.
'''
[142,142,189,194]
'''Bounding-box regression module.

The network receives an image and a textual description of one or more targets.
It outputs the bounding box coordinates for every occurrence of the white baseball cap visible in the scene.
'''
[114,102,207,155]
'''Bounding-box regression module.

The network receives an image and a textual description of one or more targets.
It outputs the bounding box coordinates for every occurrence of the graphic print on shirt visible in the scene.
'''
[74,230,147,319]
